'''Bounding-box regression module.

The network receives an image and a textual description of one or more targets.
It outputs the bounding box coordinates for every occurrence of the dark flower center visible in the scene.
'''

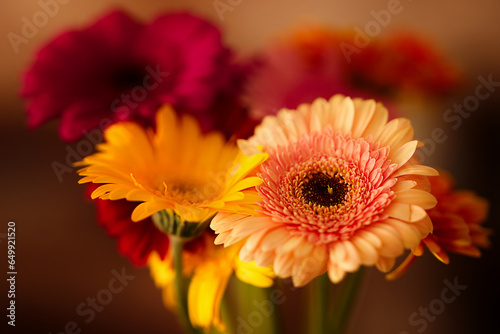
[112,66,146,90]
[349,72,393,96]
[301,173,349,207]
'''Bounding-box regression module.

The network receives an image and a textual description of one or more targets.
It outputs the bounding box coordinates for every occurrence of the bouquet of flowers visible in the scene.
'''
[21,9,490,334]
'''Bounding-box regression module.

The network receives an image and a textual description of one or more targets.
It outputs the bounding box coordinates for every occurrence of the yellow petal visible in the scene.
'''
[390,140,418,167]
[329,95,354,135]
[360,102,388,139]
[393,165,439,177]
[188,261,232,331]
[350,98,376,138]
[235,259,276,288]
[385,203,428,222]
[131,200,171,222]
[393,189,437,210]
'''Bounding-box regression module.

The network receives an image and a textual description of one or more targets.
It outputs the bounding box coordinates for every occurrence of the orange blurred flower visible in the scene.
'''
[387,172,491,280]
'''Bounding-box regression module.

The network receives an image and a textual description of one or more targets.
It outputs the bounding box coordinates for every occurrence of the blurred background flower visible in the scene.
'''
[1,0,499,333]
[387,171,492,280]
[86,183,169,267]
[21,10,254,142]
[244,24,459,120]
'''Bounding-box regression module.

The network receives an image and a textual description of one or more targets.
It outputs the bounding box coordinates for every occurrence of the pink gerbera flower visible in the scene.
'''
[22,10,251,141]
[211,95,439,286]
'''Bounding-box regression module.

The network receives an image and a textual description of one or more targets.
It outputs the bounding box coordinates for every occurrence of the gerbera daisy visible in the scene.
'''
[76,105,267,226]
[78,106,266,227]
[22,10,252,141]
[211,95,439,286]
[245,25,459,120]
[245,25,360,120]
[149,231,275,331]
[386,172,491,280]
[349,32,460,96]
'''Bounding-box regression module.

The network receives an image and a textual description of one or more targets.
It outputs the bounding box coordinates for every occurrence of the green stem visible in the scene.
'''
[233,277,281,334]
[219,293,235,334]
[171,236,204,334]
[329,268,366,334]
[308,273,330,334]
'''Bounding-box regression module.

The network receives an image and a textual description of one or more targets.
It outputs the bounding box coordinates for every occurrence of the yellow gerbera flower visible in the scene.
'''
[149,232,275,331]
[76,105,267,224]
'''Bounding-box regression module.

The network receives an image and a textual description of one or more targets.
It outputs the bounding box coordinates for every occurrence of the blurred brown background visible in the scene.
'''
[1,0,499,333]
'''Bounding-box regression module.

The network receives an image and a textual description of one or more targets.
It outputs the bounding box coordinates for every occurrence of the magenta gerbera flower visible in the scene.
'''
[22,10,249,141]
